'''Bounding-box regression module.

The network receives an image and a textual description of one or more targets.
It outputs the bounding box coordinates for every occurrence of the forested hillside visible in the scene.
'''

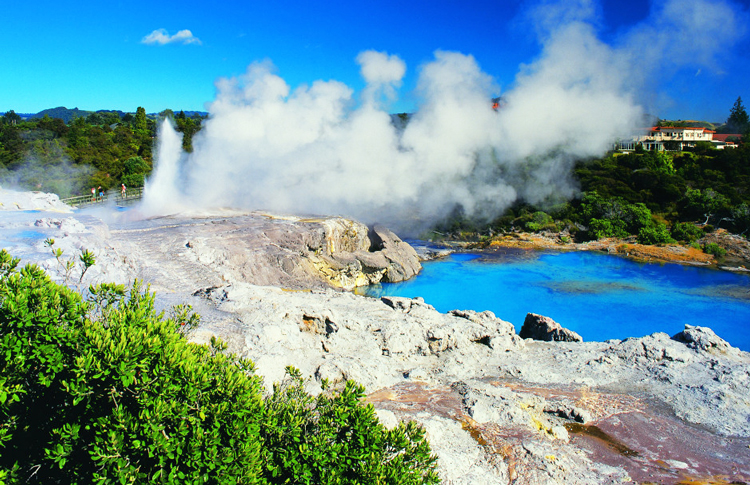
[0,108,203,197]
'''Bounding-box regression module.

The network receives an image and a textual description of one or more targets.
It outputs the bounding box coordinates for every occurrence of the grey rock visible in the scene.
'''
[368,225,422,282]
[673,324,736,355]
[520,313,583,342]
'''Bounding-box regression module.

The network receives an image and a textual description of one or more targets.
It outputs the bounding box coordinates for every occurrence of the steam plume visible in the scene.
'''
[142,0,746,234]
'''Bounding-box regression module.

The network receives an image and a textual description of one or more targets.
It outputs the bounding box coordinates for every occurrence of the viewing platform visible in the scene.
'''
[61,187,143,208]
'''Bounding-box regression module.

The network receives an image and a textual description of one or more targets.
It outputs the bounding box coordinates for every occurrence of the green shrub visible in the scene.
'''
[524,211,557,233]
[0,250,440,484]
[637,222,675,245]
[262,369,439,483]
[580,192,652,239]
[670,222,703,243]
[702,242,727,257]
[588,218,629,239]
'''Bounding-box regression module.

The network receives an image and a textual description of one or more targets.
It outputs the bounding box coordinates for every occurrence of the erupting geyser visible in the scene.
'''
[142,120,186,216]
[142,0,744,234]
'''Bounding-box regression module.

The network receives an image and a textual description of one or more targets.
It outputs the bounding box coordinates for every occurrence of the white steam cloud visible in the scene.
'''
[141,0,746,234]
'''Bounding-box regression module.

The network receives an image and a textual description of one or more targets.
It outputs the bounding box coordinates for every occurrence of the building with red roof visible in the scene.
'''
[616,126,738,151]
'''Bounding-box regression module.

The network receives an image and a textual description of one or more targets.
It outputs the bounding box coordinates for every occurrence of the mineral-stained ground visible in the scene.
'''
[2,190,749,484]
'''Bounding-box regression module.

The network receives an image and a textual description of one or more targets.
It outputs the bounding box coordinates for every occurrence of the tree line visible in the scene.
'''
[0,108,203,198]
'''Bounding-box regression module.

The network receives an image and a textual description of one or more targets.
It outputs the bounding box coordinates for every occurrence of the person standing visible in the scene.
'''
[121,183,127,199]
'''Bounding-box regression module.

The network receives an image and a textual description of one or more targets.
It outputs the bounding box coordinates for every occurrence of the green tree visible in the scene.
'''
[85,112,105,126]
[727,96,749,133]
[2,110,21,126]
[682,188,730,225]
[134,106,148,135]
[121,156,151,187]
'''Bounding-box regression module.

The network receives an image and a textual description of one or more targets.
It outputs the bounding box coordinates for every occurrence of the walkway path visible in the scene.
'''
[61,187,143,208]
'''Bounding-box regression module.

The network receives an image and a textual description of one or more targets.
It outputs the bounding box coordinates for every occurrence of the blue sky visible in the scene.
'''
[2,0,749,122]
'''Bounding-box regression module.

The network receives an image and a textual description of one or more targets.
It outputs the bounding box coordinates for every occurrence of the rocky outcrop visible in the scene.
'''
[99,211,421,292]
[519,313,583,342]
[700,228,750,266]
[308,221,421,288]
[672,324,740,356]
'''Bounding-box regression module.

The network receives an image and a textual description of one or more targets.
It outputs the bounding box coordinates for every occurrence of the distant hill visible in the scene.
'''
[29,107,94,123]
[24,107,208,123]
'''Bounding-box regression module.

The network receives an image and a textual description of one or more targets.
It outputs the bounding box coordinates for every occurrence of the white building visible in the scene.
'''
[617,126,718,151]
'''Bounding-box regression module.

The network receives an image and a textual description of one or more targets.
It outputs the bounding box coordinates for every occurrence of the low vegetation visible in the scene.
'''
[0,250,440,484]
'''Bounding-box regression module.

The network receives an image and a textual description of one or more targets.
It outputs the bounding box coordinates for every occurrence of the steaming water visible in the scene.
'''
[361,250,750,351]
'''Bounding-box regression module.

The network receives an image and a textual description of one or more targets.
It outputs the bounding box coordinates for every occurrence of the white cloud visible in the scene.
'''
[141,29,202,46]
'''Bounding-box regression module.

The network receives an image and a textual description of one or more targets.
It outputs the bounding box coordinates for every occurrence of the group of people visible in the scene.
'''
[90,184,128,202]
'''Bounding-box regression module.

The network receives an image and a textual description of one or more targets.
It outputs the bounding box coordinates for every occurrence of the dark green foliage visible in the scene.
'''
[430,133,750,244]
[640,150,675,175]
[727,97,749,134]
[637,222,674,245]
[174,111,201,152]
[261,369,439,484]
[588,218,628,239]
[1,111,22,126]
[671,222,703,243]
[525,211,556,232]
[0,106,185,196]
[680,187,731,224]
[731,203,750,235]
[121,156,151,188]
[580,191,652,239]
[0,250,440,484]
[702,242,727,257]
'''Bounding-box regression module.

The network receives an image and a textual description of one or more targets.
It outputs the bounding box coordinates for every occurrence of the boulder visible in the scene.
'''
[519,313,582,342]
[672,325,735,355]
[367,225,422,282]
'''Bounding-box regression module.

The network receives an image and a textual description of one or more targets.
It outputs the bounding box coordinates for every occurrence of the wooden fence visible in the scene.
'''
[61,187,144,208]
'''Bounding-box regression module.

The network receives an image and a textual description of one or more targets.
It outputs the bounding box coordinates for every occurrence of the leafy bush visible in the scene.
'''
[262,369,439,483]
[0,250,440,484]
[525,211,556,232]
[637,222,675,245]
[702,242,727,257]
[588,218,628,239]
[580,192,652,239]
[671,222,703,243]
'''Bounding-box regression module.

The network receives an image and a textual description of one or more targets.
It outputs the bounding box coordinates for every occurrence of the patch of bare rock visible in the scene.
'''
[192,283,750,483]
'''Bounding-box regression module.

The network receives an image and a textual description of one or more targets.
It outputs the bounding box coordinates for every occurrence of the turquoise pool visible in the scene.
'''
[360,249,750,351]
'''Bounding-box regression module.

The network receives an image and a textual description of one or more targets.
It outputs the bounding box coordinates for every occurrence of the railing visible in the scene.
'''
[61,187,144,208]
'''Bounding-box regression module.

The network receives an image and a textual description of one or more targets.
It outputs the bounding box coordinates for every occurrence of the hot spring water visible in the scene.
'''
[360,249,750,351]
